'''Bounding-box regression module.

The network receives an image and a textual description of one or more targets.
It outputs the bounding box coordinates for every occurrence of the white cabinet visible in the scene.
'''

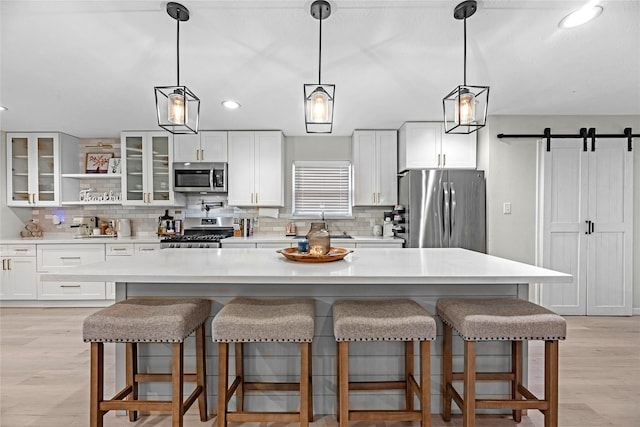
[0,244,37,300]
[352,130,398,206]
[121,132,183,206]
[37,244,106,300]
[398,122,476,171]
[538,139,633,315]
[104,243,160,299]
[6,133,79,206]
[228,131,284,206]
[173,131,228,163]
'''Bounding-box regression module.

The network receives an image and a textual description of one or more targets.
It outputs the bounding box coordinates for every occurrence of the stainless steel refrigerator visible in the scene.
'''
[397,169,486,252]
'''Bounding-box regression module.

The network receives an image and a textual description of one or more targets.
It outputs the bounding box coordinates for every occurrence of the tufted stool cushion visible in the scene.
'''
[212,297,315,343]
[333,299,436,342]
[83,298,211,343]
[436,298,566,341]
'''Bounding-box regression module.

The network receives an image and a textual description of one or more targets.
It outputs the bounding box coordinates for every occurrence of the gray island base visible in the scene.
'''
[42,247,571,416]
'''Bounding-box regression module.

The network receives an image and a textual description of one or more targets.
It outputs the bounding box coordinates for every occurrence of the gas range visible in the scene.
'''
[160,217,234,249]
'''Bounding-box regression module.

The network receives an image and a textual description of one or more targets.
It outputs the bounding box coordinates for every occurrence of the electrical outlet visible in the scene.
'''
[503,202,512,214]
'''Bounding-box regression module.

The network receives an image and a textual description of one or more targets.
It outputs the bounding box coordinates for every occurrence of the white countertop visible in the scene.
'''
[0,235,161,245]
[40,247,571,285]
[221,235,403,243]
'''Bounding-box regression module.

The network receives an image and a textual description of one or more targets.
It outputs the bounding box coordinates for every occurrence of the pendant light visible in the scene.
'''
[304,0,335,134]
[443,0,489,134]
[154,2,200,134]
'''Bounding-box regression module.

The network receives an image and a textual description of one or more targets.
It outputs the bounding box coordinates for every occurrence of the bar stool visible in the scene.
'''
[212,297,315,427]
[332,299,436,427]
[437,298,567,427]
[82,298,211,427]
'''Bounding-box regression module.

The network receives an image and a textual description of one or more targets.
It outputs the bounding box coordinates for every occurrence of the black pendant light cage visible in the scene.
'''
[154,2,200,134]
[304,0,335,134]
[443,0,489,134]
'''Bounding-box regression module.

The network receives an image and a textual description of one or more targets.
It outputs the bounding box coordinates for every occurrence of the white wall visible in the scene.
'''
[478,115,640,312]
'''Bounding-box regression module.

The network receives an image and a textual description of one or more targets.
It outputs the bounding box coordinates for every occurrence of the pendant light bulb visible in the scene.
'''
[456,90,476,125]
[168,90,186,124]
[309,88,329,122]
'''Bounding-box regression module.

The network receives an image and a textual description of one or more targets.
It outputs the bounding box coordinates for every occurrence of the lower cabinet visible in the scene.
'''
[37,244,106,300]
[221,240,402,249]
[105,243,161,299]
[0,244,38,300]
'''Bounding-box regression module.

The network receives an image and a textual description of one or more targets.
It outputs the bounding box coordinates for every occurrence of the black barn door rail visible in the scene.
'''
[497,127,637,152]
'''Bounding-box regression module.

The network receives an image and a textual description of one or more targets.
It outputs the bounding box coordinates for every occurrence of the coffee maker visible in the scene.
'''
[383,211,394,238]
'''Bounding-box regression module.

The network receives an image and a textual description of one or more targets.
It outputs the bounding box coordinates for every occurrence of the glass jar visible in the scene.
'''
[306,222,330,255]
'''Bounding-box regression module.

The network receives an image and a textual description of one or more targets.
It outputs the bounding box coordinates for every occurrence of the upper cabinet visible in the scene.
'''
[121,131,183,206]
[352,130,398,206]
[227,131,284,207]
[398,122,476,171]
[173,131,228,163]
[6,133,79,207]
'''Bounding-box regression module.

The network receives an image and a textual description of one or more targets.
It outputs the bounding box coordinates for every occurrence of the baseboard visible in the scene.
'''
[633,307,640,316]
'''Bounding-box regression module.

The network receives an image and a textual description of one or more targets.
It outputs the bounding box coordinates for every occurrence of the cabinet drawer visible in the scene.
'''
[37,244,105,270]
[38,281,106,300]
[256,242,293,248]
[0,244,37,257]
[135,243,160,253]
[106,243,134,256]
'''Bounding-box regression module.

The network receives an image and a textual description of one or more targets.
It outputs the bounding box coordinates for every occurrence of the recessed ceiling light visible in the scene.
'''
[559,3,603,28]
[0,105,8,111]
[221,100,241,110]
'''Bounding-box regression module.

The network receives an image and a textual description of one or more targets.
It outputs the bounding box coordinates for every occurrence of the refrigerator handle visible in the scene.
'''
[443,182,450,239]
[450,182,456,237]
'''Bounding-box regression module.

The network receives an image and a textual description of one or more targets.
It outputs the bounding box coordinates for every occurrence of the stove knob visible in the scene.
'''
[170,243,175,248]
[187,244,193,248]
[204,243,210,248]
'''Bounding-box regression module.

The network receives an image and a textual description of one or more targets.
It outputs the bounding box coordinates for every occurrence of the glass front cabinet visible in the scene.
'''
[121,131,179,206]
[6,133,60,207]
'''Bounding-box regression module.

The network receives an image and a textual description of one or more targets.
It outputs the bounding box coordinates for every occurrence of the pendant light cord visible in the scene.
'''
[318,14,323,84]
[176,12,181,86]
[463,15,467,86]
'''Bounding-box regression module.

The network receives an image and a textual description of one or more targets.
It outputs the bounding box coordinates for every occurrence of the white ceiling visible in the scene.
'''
[1,0,639,138]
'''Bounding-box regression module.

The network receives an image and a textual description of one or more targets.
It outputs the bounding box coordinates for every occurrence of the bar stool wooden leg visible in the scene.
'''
[406,341,415,411]
[307,341,314,422]
[442,324,453,421]
[420,340,431,427]
[126,342,138,421]
[300,342,310,427]
[545,340,559,427]
[195,324,208,421]
[463,340,476,427]
[335,342,340,422]
[90,342,104,427]
[234,343,244,412]
[217,342,228,427]
[512,340,523,422]
[338,341,349,427]
[171,343,184,427]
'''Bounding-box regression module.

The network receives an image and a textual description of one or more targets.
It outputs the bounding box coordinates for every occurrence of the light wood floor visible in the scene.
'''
[1,308,638,427]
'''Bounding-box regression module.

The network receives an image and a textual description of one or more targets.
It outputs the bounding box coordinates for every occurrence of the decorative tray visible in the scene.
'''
[276,247,353,263]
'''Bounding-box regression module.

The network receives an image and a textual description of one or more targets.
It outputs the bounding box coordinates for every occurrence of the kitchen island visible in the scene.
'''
[41,247,571,416]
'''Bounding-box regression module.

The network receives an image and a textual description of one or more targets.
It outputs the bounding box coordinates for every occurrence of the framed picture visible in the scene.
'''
[107,158,122,174]
[85,152,113,174]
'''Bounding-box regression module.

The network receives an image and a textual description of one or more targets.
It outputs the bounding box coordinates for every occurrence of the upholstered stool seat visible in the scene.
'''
[333,299,436,427]
[212,297,315,427]
[437,298,567,427]
[83,298,211,427]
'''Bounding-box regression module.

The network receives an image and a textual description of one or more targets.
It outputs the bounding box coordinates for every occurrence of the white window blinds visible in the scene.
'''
[292,161,352,218]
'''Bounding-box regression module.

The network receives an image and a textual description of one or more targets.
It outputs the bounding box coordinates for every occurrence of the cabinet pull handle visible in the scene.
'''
[196,149,200,161]
[112,248,128,251]
[59,256,81,260]
[139,248,155,251]
[585,220,591,235]
[437,154,441,168]
[14,248,29,252]
[7,259,11,270]
[255,193,258,204]
[200,149,204,160]
[2,259,5,270]
[60,285,81,288]
[591,221,595,234]
[443,154,446,167]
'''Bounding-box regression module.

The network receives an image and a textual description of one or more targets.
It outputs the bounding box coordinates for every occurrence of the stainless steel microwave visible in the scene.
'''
[173,162,227,193]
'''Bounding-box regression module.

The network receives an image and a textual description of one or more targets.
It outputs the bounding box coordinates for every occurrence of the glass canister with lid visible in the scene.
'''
[306,222,331,255]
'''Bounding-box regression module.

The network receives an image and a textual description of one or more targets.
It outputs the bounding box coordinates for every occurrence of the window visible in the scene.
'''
[292,161,352,218]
